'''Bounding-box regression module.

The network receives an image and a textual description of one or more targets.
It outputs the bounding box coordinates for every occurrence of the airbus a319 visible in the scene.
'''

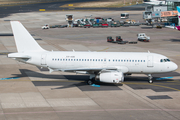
[8,21,178,85]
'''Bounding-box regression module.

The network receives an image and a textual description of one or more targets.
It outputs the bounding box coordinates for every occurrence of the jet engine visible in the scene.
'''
[96,71,124,83]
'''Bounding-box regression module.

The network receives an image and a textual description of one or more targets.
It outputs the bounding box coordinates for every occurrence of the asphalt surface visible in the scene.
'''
[0,1,146,18]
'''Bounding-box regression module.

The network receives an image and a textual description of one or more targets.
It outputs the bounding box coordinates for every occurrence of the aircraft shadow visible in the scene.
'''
[141,27,153,29]
[12,69,180,83]
[164,39,180,42]
[12,69,89,81]
[11,69,123,91]
[10,69,180,91]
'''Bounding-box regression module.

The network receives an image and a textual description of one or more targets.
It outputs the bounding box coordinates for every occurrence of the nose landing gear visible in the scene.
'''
[148,74,153,83]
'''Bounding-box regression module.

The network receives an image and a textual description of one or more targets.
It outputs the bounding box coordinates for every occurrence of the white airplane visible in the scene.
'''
[8,21,178,84]
[144,0,167,5]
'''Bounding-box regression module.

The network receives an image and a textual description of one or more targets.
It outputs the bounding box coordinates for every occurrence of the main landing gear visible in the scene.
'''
[148,74,153,83]
[87,78,95,85]
[87,74,95,85]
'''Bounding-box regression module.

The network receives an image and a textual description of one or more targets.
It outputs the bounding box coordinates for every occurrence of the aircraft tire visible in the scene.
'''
[87,79,94,85]
[149,80,153,83]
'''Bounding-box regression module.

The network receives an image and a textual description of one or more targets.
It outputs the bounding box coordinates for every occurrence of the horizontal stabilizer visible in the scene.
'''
[8,53,31,59]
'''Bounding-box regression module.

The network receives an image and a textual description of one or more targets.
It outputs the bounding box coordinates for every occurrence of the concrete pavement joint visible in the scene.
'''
[1,109,180,115]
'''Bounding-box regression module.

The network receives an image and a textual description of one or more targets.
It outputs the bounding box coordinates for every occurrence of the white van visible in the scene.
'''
[121,13,129,19]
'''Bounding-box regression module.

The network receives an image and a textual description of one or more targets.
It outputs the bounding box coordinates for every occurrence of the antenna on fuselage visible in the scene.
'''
[148,50,150,53]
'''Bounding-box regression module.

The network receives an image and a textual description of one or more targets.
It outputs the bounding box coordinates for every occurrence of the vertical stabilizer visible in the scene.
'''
[10,21,45,53]
[177,6,180,26]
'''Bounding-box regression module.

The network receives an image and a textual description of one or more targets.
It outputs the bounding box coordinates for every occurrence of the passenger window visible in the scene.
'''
[85,59,86,61]
[141,60,142,62]
[52,59,54,61]
[132,60,134,62]
[104,59,106,62]
[98,59,100,61]
[144,60,145,62]
[121,60,123,62]
[79,59,81,61]
[124,60,126,62]
[77,59,78,61]
[87,59,89,61]
[109,59,110,62]
[135,60,137,62]
[167,59,170,62]
[129,60,131,62]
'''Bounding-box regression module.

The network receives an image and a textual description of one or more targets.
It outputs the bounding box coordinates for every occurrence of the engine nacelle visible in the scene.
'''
[96,71,124,83]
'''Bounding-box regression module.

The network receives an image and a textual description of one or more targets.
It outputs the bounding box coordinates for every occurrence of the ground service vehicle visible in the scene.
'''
[107,36,114,42]
[137,33,150,42]
[121,13,129,19]
[42,24,49,29]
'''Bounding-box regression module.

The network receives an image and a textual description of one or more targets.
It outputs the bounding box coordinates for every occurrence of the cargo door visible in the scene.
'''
[147,56,153,67]
[41,54,47,65]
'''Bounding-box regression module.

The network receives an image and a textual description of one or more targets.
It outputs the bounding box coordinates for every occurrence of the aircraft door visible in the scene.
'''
[41,54,47,65]
[103,58,107,67]
[147,56,153,67]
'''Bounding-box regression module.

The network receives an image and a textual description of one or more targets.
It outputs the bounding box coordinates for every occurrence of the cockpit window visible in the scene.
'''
[160,59,171,62]
[167,59,170,62]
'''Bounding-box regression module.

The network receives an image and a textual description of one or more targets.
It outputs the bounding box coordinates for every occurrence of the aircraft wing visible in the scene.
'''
[62,67,117,72]
[49,66,128,73]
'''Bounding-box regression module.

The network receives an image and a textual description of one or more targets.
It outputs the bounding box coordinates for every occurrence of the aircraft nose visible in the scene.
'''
[171,62,178,71]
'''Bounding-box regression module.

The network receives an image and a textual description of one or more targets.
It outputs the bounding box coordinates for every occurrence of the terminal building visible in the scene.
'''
[143,0,180,25]
[167,0,180,10]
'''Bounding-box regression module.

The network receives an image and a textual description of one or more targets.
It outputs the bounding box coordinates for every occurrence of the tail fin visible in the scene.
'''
[10,21,45,52]
[177,6,180,26]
